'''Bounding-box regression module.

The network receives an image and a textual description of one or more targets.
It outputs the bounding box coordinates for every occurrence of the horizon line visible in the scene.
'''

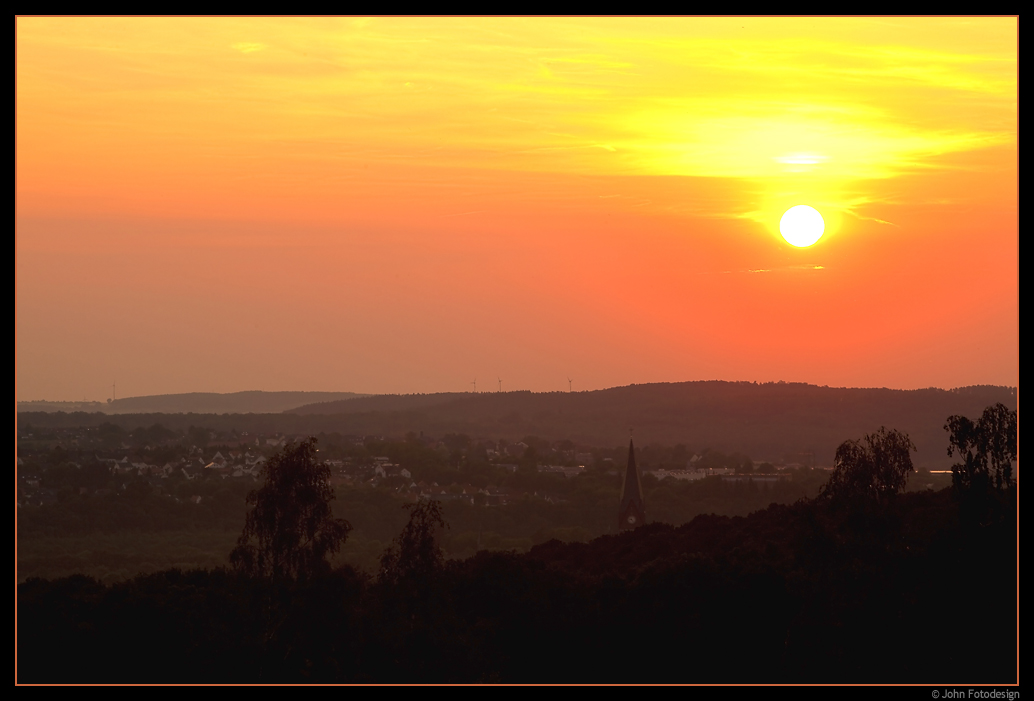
[16,379,1018,406]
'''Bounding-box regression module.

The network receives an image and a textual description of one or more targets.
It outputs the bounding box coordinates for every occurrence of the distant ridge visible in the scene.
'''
[286,381,1016,469]
[17,391,368,416]
[18,382,1015,469]
[288,381,1016,418]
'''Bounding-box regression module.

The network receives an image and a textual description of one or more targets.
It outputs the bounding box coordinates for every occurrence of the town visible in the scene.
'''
[19,415,866,582]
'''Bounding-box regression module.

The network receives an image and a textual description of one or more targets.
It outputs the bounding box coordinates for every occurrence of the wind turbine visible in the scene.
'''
[568,377,572,392]
[498,377,502,392]
[471,378,477,393]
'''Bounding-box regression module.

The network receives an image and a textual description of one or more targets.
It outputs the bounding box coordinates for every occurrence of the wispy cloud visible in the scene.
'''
[231,42,267,54]
[701,265,826,275]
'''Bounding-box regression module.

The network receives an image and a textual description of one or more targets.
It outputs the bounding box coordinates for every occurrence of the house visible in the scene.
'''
[648,469,707,482]
[538,465,585,478]
[720,474,790,484]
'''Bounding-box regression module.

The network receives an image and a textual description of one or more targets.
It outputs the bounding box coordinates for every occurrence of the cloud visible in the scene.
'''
[231,42,267,54]
[702,265,825,275]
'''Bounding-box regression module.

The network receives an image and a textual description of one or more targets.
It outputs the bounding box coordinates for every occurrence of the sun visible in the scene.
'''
[780,205,825,247]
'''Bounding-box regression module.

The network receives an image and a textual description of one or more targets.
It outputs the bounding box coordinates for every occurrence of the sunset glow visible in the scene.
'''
[16,17,1018,399]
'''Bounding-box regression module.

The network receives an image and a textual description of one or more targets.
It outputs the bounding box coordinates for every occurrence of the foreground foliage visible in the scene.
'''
[18,488,1016,683]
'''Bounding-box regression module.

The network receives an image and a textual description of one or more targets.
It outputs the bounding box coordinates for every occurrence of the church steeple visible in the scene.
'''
[618,438,645,530]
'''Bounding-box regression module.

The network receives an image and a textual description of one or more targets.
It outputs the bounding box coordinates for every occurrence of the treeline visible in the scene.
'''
[17,489,1016,682]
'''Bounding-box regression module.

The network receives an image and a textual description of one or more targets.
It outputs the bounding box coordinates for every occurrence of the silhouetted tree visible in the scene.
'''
[945,403,1017,494]
[821,427,915,505]
[945,403,1017,527]
[230,437,351,581]
[379,500,446,586]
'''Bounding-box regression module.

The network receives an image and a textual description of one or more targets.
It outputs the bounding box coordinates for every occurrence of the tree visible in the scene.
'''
[820,427,916,505]
[230,437,351,581]
[945,403,1017,496]
[379,500,447,587]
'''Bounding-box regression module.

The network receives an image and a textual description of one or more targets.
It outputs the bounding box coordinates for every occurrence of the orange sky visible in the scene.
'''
[16,17,1017,400]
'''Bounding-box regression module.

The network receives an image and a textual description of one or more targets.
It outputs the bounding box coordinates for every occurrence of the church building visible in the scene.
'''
[618,438,645,530]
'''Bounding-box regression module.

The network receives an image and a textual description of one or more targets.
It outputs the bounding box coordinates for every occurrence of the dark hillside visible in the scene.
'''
[19,383,1014,469]
[17,488,1016,683]
[290,382,1015,468]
